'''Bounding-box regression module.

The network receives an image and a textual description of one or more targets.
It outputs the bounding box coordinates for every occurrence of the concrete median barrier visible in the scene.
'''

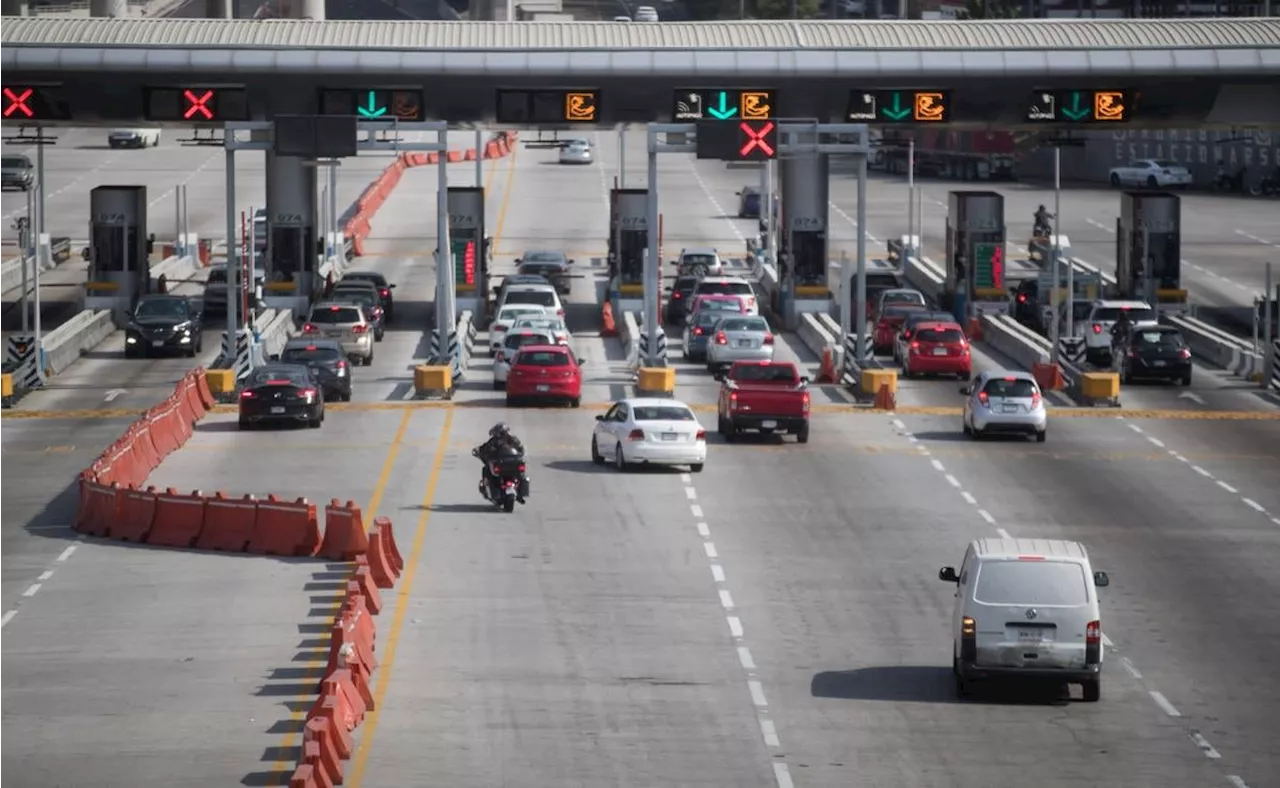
[621,311,642,367]
[903,256,947,304]
[797,313,837,359]
[42,309,116,377]
[1163,314,1264,381]
[457,311,476,374]
[257,308,297,361]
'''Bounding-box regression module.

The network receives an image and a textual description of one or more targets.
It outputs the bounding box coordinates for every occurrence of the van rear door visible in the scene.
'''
[970,558,1092,670]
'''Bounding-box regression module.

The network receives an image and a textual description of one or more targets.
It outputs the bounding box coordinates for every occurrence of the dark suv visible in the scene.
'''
[125,295,203,358]
[278,337,353,401]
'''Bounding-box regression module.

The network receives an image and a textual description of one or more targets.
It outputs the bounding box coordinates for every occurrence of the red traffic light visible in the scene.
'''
[737,120,776,160]
[3,87,35,119]
[183,89,215,120]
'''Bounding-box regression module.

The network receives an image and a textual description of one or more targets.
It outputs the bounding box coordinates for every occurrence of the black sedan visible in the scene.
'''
[238,364,325,429]
[1120,326,1193,386]
[340,271,396,320]
[277,338,352,402]
[124,295,203,358]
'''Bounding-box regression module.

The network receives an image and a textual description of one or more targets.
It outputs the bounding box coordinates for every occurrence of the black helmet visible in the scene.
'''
[489,422,510,439]
[1037,205,1046,212]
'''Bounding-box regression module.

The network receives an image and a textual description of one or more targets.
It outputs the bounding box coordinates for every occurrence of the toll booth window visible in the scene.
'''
[1145,233,1180,288]
[272,227,305,280]
[789,233,827,284]
[206,268,227,283]
[90,225,137,272]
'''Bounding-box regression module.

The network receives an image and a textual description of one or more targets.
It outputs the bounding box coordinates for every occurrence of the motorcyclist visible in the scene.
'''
[475,422,527,501]
[1033,205,1054,237]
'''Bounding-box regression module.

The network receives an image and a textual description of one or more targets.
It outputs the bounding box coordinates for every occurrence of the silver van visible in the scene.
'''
[939,538,1110,701]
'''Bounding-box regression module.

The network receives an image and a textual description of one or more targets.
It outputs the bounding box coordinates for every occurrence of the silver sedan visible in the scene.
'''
[559,139,593,164]
[706,315,775,372]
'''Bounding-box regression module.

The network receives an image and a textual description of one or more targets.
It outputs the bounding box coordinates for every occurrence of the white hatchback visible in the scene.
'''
[489,305,552,355]
[592,398,707,472]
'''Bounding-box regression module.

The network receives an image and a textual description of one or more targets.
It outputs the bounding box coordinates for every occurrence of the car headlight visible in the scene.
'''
[173,321,192,333]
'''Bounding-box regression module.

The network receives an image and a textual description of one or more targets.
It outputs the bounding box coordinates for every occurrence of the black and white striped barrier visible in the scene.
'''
[5,334,42,389]
[842,333,874,384]
[637,329,668,367]
[457,311,476,377]
[1057,336,1087,366]
[222,328,258,382]
[1270,339,1280,392]
[429,328,464,380]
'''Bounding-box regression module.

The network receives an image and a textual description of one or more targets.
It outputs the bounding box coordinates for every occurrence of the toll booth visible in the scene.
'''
[609,188,648,301]
[779,153,829,297]
[261,155,318,314]
[448,187,487,318]
[945,191,1009,321]
[1116,192,1186,314]
[84,186,149,315]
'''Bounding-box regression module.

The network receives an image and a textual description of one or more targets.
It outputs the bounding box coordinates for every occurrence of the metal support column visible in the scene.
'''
[475,129,484,187]
[225,147,239,340]
[33,126,46,383]
[328,166,338,257]
[1050,146,1062,365]
[435,128,455,357]
[618,127,627,189]
[762,159,773,257]
[1265,262,1274,385]
[854,153,868,365]
[906,139,915,256]
[1140,224,1153,305]
[645,133,660,364]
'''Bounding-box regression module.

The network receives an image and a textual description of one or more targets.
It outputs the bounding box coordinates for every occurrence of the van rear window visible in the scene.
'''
[974,561,1088,606]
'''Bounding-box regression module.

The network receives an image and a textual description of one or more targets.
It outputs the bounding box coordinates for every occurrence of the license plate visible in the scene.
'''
[270,406,285,414]
[152,340,164,348]
[1017,629,1050,644]
[1002,404,1019,413]
[932,347,947,356]
[761,420,777,429]
[737,339,752,348]
[1152,360,1167,367]
[326,331,342,338]
[662,433,678,441]
[536,384,550,392]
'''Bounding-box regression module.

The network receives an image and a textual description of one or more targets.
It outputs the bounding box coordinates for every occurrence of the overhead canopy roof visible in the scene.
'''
[3,17,1279,77]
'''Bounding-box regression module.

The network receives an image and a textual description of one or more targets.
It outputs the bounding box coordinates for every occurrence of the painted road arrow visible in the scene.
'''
[357,90,388,118]
[881,93,911,121]
[706,91,738,120]
[1061,92,1090,121]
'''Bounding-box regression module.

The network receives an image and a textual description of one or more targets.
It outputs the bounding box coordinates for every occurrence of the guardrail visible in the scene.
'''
[621,311,641,368]
[1163,313,1264,380]
[256,308,296,361]
[903,255,947,303]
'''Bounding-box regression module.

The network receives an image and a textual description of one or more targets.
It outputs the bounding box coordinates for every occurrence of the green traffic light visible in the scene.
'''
[706,91,738,120]
[357,90,388,118]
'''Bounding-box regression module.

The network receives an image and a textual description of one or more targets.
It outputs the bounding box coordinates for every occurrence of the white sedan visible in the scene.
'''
[512,316,570,345]
[489,305,552,356]
[559,139,593,165]
[1108,159,1192,189]
[591,398,707,472]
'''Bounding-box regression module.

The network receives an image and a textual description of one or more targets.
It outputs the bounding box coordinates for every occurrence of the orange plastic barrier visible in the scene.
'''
[601,301,618,337]
[111,485,157,542]
[195,368,216,409]
[873,383,897,411]
[818,347,837,383]
[324,595,378,683]
[463,148,477,161]
[76,480,119,537]
[309,696,355,758]
[128,420,162,479]
[147,402,180,459]
[194,492,258,553]
[289,764,322,788]
[249,495,321,557]
[352,561,383,614]
[303,718,344,787]
[182,374,207,421]
[308,669,366,731]
[146,488,208,548]
[966,317,984,341]
[366,523,399,589]
[1032,362,1065,391]
[483,140,500,159]
[375,516,405,574]
[98,438,136,487]
[446,150,463,163]
[319,499,369,560]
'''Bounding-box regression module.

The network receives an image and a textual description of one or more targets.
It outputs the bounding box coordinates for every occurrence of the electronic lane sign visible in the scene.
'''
[494,89,600,124]
[320,89,424,121]
[144,87,250,122]
[1025,90,1131,123]
[1,85,72,121]
[695,120,777,162]
[846,90,950,124]
[673,89,774,122]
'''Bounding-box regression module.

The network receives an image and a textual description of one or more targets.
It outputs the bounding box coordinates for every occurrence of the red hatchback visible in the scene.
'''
[505,345,583,408]
[873,304,925,352]
[902,321,971,379]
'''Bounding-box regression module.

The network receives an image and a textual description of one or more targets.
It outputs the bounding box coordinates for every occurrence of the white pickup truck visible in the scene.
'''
[1108,159,1192,189]
[107,128,162,149]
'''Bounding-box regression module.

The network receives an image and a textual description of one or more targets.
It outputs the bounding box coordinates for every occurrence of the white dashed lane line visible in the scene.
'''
[891,417,1259,784]
[1,541,81,629]
[680,475,792,787]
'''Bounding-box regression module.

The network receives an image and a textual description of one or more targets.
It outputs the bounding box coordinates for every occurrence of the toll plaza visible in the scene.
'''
[1115,190,1188,315]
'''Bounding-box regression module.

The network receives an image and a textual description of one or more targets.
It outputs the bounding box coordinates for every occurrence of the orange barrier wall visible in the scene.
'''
[342,130,520,257]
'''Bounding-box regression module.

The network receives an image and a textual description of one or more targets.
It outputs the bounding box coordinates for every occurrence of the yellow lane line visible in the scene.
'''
[344,409,455,787]
[264,408,415,779]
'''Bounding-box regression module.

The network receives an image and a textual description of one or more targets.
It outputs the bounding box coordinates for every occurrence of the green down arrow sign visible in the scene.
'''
[357,90,388,119]
[880,92,911,121]
[1061,92,1090,121]
[706,91,738,121]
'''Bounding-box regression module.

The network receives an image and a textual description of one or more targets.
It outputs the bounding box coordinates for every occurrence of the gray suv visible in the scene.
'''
[2,155,33,191]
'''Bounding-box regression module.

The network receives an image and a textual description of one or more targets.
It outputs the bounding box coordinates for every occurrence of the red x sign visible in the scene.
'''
[183,89,214,120]
[3,87,34,118]
[738,120,776,160]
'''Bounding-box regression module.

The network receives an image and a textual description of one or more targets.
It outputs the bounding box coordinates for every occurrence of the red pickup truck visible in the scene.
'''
[717,361,811,443]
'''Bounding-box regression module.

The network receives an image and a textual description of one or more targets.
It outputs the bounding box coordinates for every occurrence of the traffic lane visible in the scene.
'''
[1117,417,1280,516]
[1,258,92,332]
[899,412,1280,784]
[1,129,110,225]
[886,331,1034,411]
[687,412,1225,787]
[0,416,132,610]
[349,407,778,788]
[658,327,827,411]
[2,408,445,788]
[1109,371,1278,414]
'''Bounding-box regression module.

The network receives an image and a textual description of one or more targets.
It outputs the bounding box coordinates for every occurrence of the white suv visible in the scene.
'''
[690,276,757,315]
[496,283,565,320]
[1078,300,1158,366]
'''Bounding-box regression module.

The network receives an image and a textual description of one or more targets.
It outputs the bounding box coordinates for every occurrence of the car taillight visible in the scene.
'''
[902,330,912,340]
[910,341,920,353]
[1092,323,1102,334]
[763,333,774,345]
[240,390,255,399]
[715,331,727,345]
[672,292,682,299]
[746,297,756,308]
[977,391,989,406]
[374,307,384,317]
[517,463,526,473]
[695,429,706,440]
[627,429,645,441]
[557,308,565,317]
[491,463,501,474]
[802,391,810,413]
[693,327,704,336]
[1179,348,1191,359]
[379,288,389,297]
[302,323,318,333]
[1031,391,1042,410]
[729,391,739,409]
[960,615,977,662]
[336,359,347,370]
[962,616,976,638]
[1017,293,1027,303]
[1086,620,1101,645]
[300,387,317,399]
[351,324,368,334]
[493,324,508,333]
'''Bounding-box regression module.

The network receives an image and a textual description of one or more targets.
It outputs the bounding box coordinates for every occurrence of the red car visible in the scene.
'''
[873,303,926,353]
[505,344,583,408]
[901,321,971,379]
